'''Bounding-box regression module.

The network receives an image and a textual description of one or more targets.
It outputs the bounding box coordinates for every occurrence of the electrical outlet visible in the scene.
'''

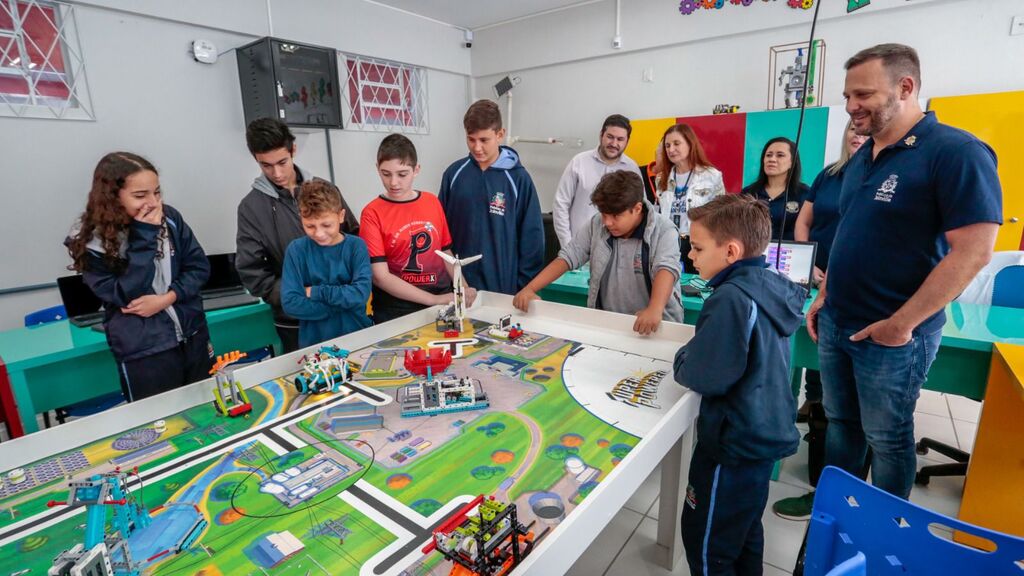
[1012,15,1024,36]
[642,67,654,83]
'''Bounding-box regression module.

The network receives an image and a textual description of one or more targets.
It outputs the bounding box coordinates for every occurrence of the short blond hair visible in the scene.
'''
[688,194,771,257]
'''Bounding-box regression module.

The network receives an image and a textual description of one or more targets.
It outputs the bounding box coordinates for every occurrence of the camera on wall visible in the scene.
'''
[463,29,473,49]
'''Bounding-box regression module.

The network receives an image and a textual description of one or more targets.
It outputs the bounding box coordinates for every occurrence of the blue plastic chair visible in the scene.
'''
[24,304,66,326]
[992,264,1024,309]
[804,466,1024,575]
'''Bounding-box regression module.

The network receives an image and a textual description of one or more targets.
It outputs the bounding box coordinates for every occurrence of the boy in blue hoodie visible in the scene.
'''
[439,99,544,294]
[674,194,805,576]
[281,180,372,348]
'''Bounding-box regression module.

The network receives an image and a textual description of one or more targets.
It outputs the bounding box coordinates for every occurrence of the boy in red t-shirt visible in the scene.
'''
[361,134,477,323]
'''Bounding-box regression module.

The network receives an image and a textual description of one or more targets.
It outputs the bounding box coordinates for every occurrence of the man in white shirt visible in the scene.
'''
[553,114,643,249]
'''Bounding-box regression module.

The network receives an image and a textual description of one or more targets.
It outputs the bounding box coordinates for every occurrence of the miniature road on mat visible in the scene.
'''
[0,294,699,576]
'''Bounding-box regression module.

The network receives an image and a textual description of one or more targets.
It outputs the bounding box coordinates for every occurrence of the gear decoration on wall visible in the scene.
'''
[680,0,814,14]
[678,0,699,15]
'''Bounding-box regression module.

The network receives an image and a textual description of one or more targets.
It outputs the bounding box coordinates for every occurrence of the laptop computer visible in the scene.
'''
[765,240,818,293]
[57,274,105,327]
[202,253,259,311]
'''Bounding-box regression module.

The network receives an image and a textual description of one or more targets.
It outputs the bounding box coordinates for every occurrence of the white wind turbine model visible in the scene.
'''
[435,250,481,329]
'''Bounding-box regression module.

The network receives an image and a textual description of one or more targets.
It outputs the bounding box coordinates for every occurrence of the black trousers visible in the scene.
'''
[117,326,214,402]
[680,235,695,274]
[276,324,300,354]
[682,445,775,576]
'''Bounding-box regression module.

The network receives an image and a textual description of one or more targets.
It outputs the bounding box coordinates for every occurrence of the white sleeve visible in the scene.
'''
[552,159,578,249]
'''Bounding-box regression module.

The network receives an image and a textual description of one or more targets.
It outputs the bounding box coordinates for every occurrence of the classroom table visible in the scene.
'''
[0,293,701,574]
[0,302,281,438]
[540,270,1024,401]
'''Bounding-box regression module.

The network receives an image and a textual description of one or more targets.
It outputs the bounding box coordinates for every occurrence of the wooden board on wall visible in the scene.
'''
[678,113,747,193]
[929,91,1024,251]
[743,107,830,189]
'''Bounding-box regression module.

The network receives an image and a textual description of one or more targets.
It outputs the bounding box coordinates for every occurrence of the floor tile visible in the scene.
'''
[953,419,978,452]
[946,395,981,423]
[624,465,662,515]
[913,411,959,450]
[762,481,813,572]
[914,390,950,418]
[565,507,645,576]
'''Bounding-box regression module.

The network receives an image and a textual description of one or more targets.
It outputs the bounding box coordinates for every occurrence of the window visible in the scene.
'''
[340,53,427,134]
[0,0,92,119]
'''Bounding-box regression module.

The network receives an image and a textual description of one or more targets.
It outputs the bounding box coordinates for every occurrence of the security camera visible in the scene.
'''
[463,29,473,49]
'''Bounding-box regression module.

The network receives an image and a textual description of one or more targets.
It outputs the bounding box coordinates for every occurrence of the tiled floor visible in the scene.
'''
[569,389,982,575]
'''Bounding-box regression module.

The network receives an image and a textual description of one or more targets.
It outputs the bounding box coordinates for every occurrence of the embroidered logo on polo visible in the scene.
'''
[786,201,800,214]
[875,174,899,203]
[904,135,917,147]
[489,190,506,216]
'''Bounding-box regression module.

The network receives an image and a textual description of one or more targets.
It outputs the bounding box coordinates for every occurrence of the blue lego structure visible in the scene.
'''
[294,345,353,394]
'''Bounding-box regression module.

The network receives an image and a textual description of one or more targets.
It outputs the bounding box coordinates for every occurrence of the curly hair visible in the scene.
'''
[67,152,158,273]
[297,179,345,219]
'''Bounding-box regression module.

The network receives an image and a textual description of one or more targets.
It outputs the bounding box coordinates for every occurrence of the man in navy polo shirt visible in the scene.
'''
[775,44,1001,517]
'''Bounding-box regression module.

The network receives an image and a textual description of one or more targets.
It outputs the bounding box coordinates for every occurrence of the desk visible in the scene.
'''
[958,343,1024,543]
[0,294,700,575]
[542,270,1024,400]
[0,302,281,437]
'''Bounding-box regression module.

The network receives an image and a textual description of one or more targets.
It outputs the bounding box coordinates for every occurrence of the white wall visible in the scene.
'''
[472,0,1024,210]
[0,1,471,329]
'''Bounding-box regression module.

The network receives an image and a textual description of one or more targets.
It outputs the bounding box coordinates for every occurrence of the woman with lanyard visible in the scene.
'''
[655,124,725,272]
[742,137,809,241]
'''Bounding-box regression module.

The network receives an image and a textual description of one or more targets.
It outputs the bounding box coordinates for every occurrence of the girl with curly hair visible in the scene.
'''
[66,152,214,401]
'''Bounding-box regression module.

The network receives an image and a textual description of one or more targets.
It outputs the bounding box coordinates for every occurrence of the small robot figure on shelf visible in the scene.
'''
[210,350,253,418]
[435,251,482,335]
[487,315,523,341]
[294,345,353,394]
[423,495,535,576]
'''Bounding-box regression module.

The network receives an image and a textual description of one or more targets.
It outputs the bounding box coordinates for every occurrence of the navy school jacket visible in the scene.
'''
[674,259,806,464]
[78,205,210,362]
[438,146,544,294]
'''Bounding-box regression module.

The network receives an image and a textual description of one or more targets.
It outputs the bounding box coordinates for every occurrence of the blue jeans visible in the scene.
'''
[818,306,941,498]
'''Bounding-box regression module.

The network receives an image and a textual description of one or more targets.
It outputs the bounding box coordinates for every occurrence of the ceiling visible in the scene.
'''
[370,0,593,30]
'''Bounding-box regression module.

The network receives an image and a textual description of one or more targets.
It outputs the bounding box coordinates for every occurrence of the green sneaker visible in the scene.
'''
[772,491,815,520]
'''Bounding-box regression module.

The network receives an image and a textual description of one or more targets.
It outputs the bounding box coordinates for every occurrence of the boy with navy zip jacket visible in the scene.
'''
[439,99,544,295]
[674,194,805,576]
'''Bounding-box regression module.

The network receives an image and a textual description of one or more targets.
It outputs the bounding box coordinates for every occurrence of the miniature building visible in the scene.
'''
[255,531,305,567]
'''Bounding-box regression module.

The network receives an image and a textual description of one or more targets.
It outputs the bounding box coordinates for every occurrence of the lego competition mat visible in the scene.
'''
[0,318,682,576]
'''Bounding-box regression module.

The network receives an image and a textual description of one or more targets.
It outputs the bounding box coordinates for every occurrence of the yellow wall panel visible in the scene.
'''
[624,117,678,167]
[929,92,1024,251]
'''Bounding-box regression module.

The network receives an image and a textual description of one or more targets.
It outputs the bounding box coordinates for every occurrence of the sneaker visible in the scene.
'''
[772,491,816,520]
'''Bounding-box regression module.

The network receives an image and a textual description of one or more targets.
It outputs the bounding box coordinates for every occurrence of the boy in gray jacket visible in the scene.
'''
[514,171,683,334]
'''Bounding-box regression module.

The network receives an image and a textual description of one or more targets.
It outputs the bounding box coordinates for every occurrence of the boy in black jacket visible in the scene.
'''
[674,194,805,576]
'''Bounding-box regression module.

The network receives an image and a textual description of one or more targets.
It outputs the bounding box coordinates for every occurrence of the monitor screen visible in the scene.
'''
[203,253,244,292]
[56,274,103,317]
[765,241,817,288]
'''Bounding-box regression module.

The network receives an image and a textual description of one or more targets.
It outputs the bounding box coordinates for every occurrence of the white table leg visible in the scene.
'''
[655,426,694,570]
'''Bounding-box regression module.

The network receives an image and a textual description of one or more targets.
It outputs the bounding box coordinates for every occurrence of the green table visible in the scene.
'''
[0,302,281,437]
[541,270,1024,401]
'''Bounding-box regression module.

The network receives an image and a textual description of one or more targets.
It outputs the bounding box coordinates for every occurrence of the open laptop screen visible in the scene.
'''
[765,241,817,290]
[203,253,244,293]
[57,274,103,318]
